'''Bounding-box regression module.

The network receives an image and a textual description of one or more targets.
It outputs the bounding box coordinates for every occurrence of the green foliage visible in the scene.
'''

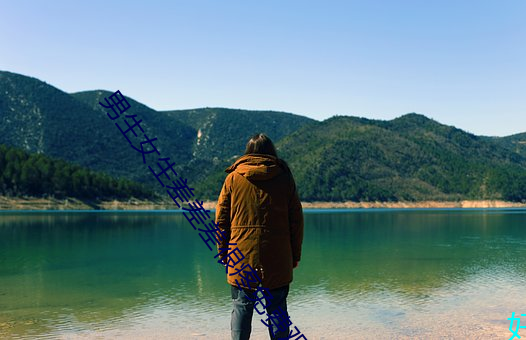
[486,166,526,202]
[0,72,195,192]
[1,71,526,203]
[489,132,526,158]
[0,144,156,200]
[164,107,315,161]
[278,114,526,202]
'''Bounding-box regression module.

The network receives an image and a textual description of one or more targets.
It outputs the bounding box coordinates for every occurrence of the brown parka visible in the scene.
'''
[215,154,304,290]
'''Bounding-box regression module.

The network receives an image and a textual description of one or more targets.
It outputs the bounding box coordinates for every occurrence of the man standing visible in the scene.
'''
[215,133,304,340]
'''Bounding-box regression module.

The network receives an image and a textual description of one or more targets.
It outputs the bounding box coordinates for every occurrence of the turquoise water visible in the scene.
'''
[1,209,525,339]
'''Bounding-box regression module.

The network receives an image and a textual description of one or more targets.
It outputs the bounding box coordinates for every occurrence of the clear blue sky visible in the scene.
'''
[1,0,524,136]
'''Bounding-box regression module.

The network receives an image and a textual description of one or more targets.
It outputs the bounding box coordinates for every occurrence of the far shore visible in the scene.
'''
[1,196,526,211]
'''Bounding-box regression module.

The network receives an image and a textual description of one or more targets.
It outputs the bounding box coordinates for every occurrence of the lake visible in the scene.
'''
[1,209,525,339]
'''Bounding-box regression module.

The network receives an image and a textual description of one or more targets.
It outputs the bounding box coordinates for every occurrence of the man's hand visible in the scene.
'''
[293,260,299,269]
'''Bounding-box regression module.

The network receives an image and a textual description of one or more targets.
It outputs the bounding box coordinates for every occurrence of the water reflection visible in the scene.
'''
[300,210,526,292]
[1,210,525,338]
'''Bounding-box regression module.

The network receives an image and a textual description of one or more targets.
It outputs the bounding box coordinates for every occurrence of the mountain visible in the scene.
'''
[1,70,525,202]
[162,108,315,160]
[71,90,196,165]
[0,71,186,187]
[278,114,526,201]
[0,71,314,198]
[488,132,526,158]
[159,108,316,197]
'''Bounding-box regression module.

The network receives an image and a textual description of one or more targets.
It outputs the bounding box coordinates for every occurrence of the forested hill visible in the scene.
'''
[161,108,315,161]
[488,132,526,158]
[278,115,526,201]
[0,144,155,199]
[1,70,525,202]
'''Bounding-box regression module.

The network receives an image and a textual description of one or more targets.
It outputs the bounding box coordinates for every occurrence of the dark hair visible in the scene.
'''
[244,133,277,156]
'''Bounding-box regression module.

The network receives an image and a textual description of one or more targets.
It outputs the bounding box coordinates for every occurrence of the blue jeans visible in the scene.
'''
[231,284,290,340]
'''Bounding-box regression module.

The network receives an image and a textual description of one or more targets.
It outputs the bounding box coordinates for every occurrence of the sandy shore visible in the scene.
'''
[299,200,526,209]
[1,196,525,211]
[0,196,175,211]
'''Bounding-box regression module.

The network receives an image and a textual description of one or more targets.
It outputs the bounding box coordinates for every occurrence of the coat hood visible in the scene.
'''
[225,154,288,181]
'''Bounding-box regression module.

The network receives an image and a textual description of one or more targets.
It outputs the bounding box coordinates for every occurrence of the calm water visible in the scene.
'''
[1,209,526,339]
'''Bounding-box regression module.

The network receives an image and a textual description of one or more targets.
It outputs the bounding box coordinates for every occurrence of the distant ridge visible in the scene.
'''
[278,114,526,201]
[1,70,525,202]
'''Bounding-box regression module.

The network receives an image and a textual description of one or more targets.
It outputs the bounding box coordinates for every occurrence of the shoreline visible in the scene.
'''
[1,196,525,211]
